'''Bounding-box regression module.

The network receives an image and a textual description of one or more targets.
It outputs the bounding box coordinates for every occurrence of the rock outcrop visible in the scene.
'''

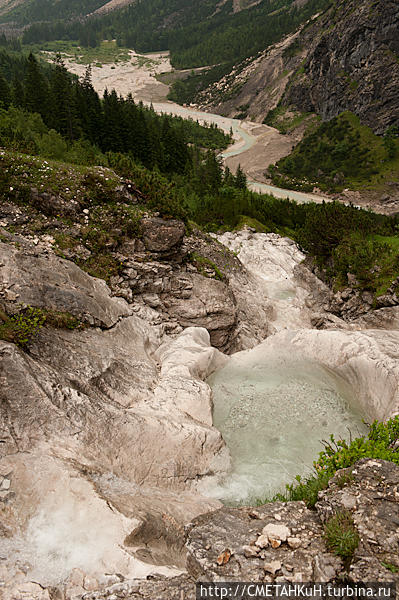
[200,0,399,135]
[285,0,399,134]
[76,459,399,598]
[185,459,399,584]
[141,217,185,257]
[0,241,131,328]
[0,236,236,595]
[2,180,399,600]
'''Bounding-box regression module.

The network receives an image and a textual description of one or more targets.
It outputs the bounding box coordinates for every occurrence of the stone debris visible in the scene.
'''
[242,544,259,558]
[261,523,291,544]
[287,537,301,549]
[255,534,269,549]
[264,560,281,575]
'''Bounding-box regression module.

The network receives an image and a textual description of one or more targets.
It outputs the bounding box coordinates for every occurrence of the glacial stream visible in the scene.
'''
[205,347,368,505]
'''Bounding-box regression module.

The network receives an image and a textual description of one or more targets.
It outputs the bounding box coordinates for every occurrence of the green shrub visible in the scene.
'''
[259,417,399,508]
[324,510,359,564]
[0,306,45,348]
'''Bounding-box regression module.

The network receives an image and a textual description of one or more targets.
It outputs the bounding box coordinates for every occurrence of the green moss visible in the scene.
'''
[189,252,224,280]
[79,254,123,282]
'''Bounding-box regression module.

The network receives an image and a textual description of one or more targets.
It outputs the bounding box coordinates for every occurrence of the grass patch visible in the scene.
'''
[381,562,399,574]
[366,234,399,297]
[257,417,399,509]
[28,40,131,64]
[324,510,359,565]
[0,149,121,203]
[263,105,317,134]
[335,471,354,489]
[234,215,271,233]
[188,252,224,280]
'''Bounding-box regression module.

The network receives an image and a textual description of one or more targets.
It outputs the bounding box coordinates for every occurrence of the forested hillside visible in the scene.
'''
[14,0,332,73]
[0,50,231,175]
[0,0,109,23]
[269,113,399,193]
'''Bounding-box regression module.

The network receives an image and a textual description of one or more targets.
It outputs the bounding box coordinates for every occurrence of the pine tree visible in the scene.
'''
[235,164,247,189]
[11,79,24,108]
[24,53,49,119]
[49,54,80,139]
[0,71,10,109]
[76,65,103,146]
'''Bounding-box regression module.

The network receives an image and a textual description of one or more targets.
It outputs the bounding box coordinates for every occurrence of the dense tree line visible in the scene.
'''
[0,51,230,174]
[268,112,399,192]
[0,0,108,25]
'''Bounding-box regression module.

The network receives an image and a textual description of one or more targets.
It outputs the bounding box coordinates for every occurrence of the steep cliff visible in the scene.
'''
[199,0,399,134]
[284,0,399,134]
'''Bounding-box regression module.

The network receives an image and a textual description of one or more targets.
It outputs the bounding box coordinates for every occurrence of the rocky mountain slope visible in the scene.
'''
[2,154,399,598]
[198,0,399,134]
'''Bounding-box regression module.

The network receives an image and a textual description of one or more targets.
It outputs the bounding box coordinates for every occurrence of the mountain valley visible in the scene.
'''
[0,0,399,597]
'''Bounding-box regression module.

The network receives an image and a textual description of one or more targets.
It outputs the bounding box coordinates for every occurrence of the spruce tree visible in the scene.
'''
[49,54,80,139]
[11,79,24,108]
[24,53,49,119]
[0,71,10,109]
[235,164,247,189]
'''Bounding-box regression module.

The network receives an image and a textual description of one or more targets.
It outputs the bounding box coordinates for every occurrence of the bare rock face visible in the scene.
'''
[141,217,185,255]
[0,242,130,328]
[0,242,232,595]
[162,273,237,351]
[285,0,399,134]
[83,575,195,600]
[216,231,335,337]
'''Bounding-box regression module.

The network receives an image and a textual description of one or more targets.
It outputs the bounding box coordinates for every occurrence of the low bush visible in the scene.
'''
[259,417,399,508]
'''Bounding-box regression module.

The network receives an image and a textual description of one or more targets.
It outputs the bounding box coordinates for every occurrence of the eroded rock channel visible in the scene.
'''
[1,219,399,598]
